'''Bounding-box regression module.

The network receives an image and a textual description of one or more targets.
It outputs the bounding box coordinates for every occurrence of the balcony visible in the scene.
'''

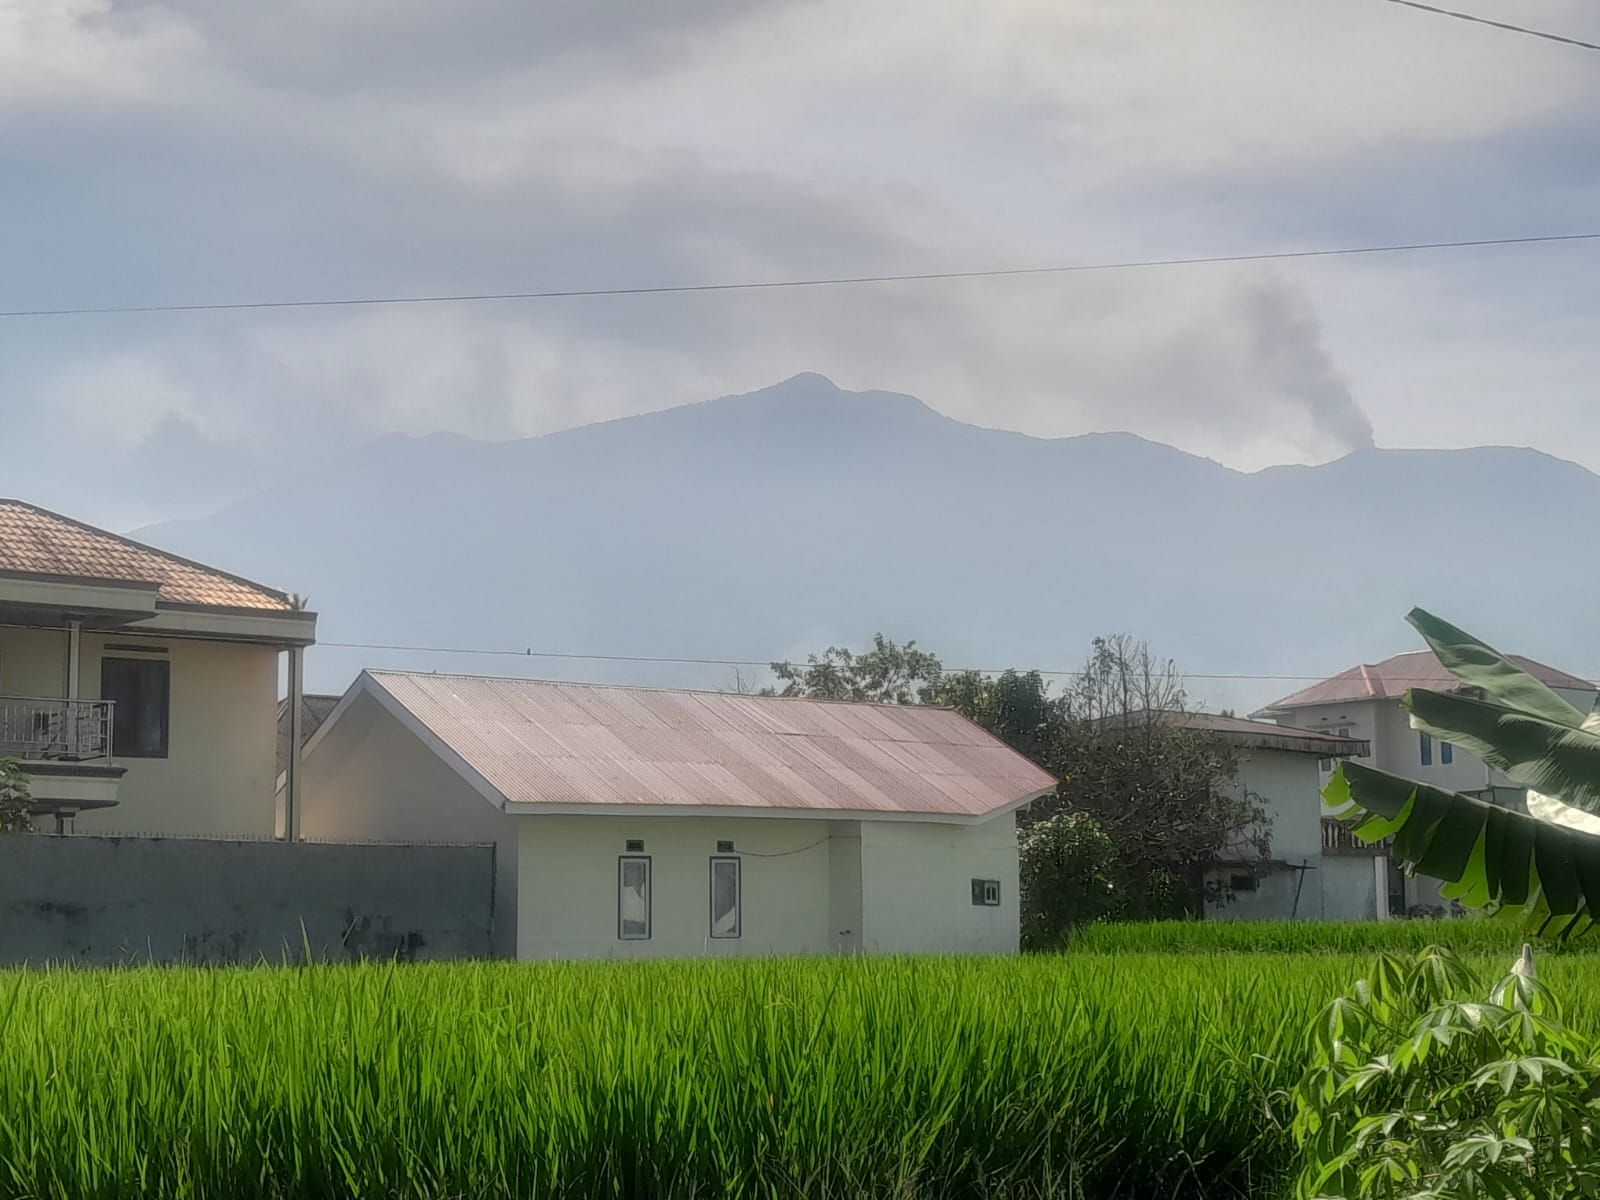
[0,697,122,829]
[1322,817,1387,857]
[0,696,113,762]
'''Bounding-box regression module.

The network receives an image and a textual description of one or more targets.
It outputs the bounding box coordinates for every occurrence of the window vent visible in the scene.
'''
[625,838,645,853]
[970,879,1001,907]
[716,839,735,853]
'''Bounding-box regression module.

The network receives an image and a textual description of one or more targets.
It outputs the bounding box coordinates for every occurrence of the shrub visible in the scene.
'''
[0,758,30,833]
[1017,810,1122,948]
[1291,945,1600,1198]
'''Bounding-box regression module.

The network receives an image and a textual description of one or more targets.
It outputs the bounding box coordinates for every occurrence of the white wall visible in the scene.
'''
[1205,749,1323,921]
[298,691,520,957]
[516,813,841,959]
[0,626,71,696]
[1322,856,1381,920]
[857,813,1019,954]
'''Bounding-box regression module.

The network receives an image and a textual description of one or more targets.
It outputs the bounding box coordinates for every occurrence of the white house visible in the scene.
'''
[1254,649,1598,914]
[1142,713,1375,921]
[298,671,1057,959]
[0,499,317,837]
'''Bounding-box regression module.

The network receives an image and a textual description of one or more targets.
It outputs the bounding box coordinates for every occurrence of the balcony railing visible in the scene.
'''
[1322,817,1387,857]
[0,697,113,762]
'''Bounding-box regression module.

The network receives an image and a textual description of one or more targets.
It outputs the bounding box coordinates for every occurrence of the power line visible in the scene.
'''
[1382,0,1600,51]
[317,639,1600,687]
[6,231,1600,319]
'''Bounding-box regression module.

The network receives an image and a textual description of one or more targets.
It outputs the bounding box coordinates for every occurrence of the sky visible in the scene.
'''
[4,0,1600,529]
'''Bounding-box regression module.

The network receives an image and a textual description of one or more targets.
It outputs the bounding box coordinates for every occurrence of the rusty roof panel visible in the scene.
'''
[1259,649,1596,712]
[368,672,1056,818]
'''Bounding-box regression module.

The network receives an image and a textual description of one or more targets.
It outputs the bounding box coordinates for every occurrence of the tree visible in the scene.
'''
[1017,811,1122,948]
[766,634,943,704]
[773,632,1272,933]
[1329,608,1600,937]
[0,758,32,833]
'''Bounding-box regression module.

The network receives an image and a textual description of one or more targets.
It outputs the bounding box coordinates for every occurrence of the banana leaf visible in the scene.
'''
[1406,608,1590,728]
[1327,762,1600,937]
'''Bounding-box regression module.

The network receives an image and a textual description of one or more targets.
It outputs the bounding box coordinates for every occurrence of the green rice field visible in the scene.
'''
[0,922,1593,1199]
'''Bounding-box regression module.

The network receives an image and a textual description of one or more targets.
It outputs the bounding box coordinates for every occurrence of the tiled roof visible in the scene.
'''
[360,671,1058,819]
[1259,648,1596,712]
[0,499,293,611]
[1148,710,1369,757]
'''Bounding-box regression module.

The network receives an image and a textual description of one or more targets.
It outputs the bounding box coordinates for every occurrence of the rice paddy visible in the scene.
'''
[0,923,1591,1199]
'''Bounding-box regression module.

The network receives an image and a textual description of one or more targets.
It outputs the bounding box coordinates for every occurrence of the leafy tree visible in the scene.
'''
[1329,609,1600,936]
[766,634,943,704]
[1017,810,1122,948]
[774,632,1272,930]
[0,758,32,833]
[1291,945,1599,1199]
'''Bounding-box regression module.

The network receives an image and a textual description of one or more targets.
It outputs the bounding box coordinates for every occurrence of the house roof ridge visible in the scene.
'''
[362,667,962,713]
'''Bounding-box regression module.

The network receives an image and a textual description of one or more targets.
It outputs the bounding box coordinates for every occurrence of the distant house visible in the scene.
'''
[1110,711,1371,920]
[1254,649,1598,915]
[299,671,1056,959]
[0,499,316,836]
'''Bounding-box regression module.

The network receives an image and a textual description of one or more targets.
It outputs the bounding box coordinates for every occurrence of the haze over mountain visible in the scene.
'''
[138,374,1600,713]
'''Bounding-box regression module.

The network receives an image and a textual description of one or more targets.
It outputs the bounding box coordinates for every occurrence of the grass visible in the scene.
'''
[1064,916,1600,956]
[0,924,1590,1199]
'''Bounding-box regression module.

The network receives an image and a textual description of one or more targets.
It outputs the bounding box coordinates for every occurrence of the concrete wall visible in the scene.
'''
[1206,749,1323,922]
[0,626,70,696]
[1323,856,1382,920]
[516,813,840,959]
[299,690,521,958]
[857,813,1019,954]
[0,834,494,965]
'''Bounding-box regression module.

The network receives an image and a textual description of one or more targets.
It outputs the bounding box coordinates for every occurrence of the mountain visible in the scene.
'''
[136,373,1600,712]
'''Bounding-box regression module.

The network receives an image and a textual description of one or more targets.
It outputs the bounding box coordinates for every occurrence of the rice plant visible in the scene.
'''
[1065,917,1598,957]
[0,949,1595,1198]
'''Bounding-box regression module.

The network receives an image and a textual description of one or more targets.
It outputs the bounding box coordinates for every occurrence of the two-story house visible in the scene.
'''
[0,500,316,837]
[1253,649,1597,914]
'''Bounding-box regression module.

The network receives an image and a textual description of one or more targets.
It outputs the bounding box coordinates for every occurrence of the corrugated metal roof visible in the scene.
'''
[1257,649,1596,712]
[364,671,1057,818]
[0,499,293,611]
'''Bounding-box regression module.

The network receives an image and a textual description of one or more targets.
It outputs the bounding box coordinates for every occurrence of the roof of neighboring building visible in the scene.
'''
[0,499,294,611]
[1144,710,1370,757]
[327,671,1059,820]
[1257,648,1596,713]
[276,694,343,777]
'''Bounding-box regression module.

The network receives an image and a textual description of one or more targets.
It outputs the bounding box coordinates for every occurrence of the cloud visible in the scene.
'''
[4,0,1600,525]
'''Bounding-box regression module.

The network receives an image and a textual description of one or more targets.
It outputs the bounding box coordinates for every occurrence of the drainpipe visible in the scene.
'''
[285,645,305,842]
[65,620,81,700]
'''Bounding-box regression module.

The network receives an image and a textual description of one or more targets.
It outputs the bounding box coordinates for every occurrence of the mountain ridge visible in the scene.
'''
[136,373,1600,711]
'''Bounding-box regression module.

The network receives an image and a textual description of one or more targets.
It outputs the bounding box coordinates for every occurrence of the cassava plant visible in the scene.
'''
[1291,945,1600,1199]
[1328,608,1600,936]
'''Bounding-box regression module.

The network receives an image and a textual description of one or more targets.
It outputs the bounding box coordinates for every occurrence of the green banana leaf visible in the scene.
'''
[1327,611,1600,936]
[1328,762,1600,937]
[1405,688,1600,813]
[1406,608,1589,728]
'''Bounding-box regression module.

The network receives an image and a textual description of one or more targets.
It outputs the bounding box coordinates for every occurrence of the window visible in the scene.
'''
[1229,873,1259,893]
[624,838,645,853]
[971,878,1001,907]
[101,657,170,758]
[617,856,651,940]
[1441,740,1454,765]
[709,856,741,938]
[1419,731,1433,766]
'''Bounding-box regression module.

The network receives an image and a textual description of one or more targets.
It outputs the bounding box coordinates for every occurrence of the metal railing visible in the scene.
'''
[0,697,113,762]
[1322,817,1387,857]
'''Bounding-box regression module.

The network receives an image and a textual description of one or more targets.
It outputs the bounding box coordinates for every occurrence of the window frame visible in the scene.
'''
[1419,731,1433,766]
[617,855,652,941]
[971,878,1002,907]
[1441,740,1454,765]
[100,656,171,759]
[708,855,741,939]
